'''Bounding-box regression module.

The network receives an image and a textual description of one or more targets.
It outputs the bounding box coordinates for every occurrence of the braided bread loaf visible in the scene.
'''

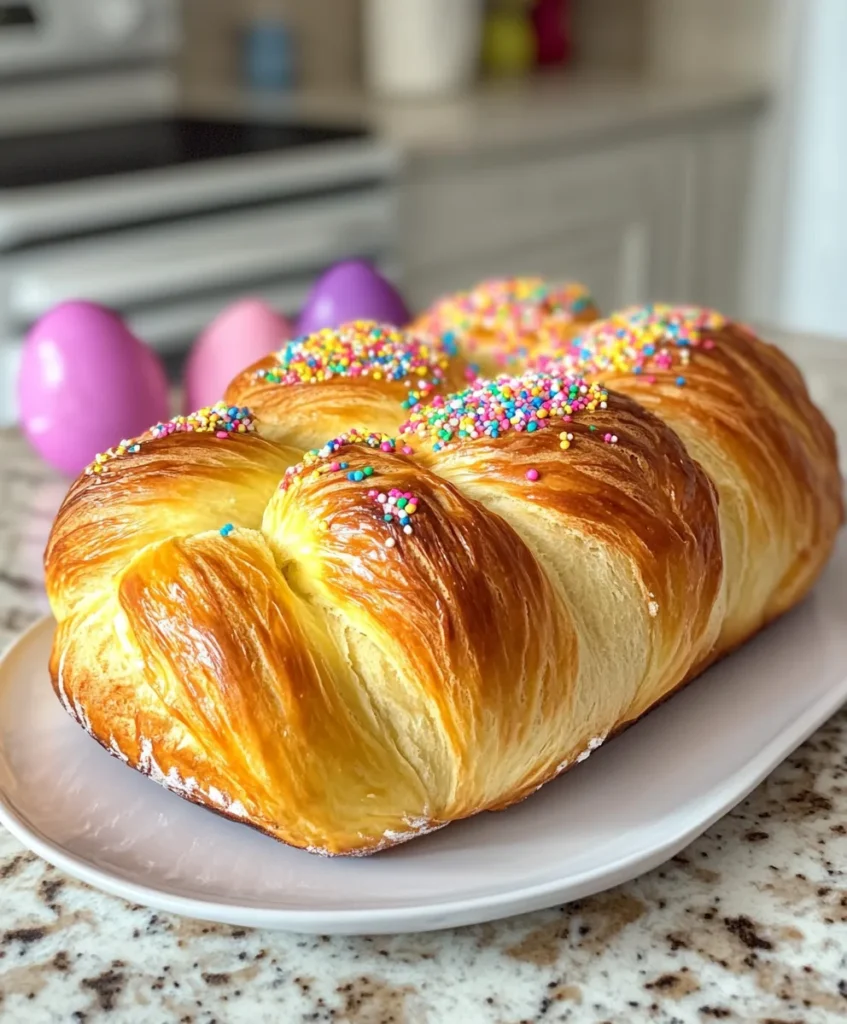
[44,307,841,856]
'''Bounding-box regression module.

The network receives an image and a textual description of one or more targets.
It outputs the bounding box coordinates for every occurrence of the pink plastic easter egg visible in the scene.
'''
[17,301,169,477]
[184,298,292,412]
[297,260,410,335]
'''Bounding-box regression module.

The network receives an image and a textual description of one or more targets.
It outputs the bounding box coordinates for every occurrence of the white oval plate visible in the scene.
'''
[1,534,845,935]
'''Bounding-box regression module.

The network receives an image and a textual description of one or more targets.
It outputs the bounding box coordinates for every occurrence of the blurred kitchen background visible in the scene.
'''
[1,0,844,425]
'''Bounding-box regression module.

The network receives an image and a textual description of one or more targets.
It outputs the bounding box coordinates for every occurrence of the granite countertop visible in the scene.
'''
[0,330,845,1023]
[182,71,768,162]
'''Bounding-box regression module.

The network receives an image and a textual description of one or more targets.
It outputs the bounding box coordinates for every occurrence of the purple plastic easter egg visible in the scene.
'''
[17,301,170,477]
[297,260,410,335]
[184,298,292,412]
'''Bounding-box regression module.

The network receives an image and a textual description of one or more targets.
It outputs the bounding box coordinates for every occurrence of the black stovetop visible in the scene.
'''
[0,116,370,190]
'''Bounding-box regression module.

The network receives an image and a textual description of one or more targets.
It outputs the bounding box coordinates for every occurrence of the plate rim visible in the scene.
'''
[1,614,845,934]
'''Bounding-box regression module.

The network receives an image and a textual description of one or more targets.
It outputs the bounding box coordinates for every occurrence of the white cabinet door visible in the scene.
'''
[408,217,651,314]
[687,122,755,316]
[403,136,692,313]
[402,117,756,315]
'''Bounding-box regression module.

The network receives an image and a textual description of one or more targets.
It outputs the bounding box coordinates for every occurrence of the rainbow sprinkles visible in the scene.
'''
[281,430,422,549]
[85,403,255,476]
[400,372,613,453]
[424,278,596,367]
[256,321,454,411]
[566,304,728,384]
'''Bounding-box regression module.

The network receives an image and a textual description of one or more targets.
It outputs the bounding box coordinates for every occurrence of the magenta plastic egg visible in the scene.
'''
[17,301,170,477]
[297,260,410,335]
[184,298,292,412]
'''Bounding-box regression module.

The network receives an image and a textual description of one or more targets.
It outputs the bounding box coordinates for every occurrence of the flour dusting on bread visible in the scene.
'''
[137,738,246,821]
[576,735,606,764]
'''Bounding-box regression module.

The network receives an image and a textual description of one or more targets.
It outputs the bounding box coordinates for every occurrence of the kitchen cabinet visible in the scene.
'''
[182,73,766,321]
[401,116,757,317]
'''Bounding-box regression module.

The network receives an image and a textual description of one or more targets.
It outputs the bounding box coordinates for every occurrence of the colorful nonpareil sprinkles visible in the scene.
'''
[418,278,597,368]
[149,404,254,440]
[257,321,453,411]
[85,438,141,475]
[281,430,399,491]
[564,304,728,384]
[369,487,419,541]
[85,403,255,476]
[220,523,234,537]
[280,430,422,547]
[400,372,610,452]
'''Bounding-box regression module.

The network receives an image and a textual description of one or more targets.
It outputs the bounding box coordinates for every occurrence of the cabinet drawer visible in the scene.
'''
[404,138,688,274]
[408,217,651,316]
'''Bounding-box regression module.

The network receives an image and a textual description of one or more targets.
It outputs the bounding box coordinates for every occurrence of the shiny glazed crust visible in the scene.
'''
[43,307,842,857]
[224,320,471,450]
[529,307,845,656]
[45,368,725,855]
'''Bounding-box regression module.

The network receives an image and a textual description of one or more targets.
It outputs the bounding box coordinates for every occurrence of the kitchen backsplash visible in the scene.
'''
[179,0,653,94]
[180,0,362,91]
[179,0,774,96]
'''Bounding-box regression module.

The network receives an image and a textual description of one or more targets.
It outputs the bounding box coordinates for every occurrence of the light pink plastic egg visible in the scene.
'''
[17,301,169,477]
[184,298,293,412]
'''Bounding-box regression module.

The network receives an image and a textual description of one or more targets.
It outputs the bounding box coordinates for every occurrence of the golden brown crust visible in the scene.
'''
[529,307,843,655]
[224,320,471,450]
[408,387,723,725]
[45,368,726,855]
[44,430,299,622]
[43,301,842,857]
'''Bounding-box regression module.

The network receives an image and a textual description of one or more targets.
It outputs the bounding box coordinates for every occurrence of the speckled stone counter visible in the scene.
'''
[0,331,845,1024]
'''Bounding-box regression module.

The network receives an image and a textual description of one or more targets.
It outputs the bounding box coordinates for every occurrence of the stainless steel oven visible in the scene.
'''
[0,0,401,425]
